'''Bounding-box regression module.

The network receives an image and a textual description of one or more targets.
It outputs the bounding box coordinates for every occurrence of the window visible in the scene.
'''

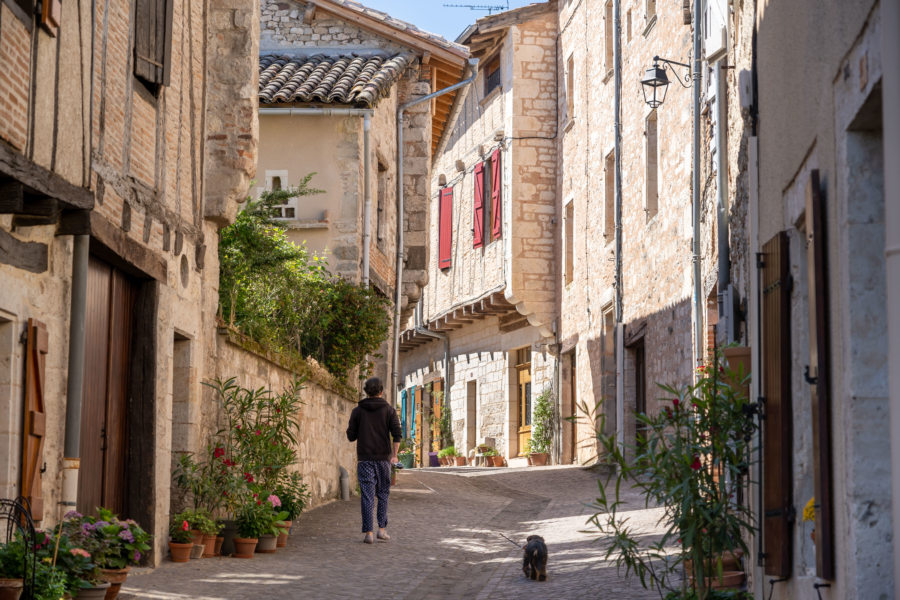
[515,347,532,456]
[474,153,499,248]
[604,151,615,237]
[438,187,453,269]
[484,56,501,96]
[265,170,294,220]
[564,199,574,285]
[271,176,282,191]
[627,10,633,42]
[645,110,659,218]
[646,0,656,21]
[566,54,575,122]
[377,161,388,246]
[134,0,173,91]
[604,1,614,72]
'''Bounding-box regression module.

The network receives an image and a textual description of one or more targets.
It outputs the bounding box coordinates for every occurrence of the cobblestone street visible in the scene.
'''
[120,466,666,599]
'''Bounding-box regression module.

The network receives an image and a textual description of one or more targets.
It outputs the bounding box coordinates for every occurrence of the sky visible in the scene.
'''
[357,0,541,42]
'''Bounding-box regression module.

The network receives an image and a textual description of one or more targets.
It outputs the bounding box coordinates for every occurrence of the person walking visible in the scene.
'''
[346,377,402,544]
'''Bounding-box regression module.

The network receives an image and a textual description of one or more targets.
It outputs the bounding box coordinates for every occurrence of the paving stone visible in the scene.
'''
[119,465,666,599]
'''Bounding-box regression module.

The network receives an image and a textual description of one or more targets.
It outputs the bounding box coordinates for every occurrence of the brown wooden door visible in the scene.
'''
[431,380,443,451]
[78,256,136,516]
[21,319,48,522]
[516,348,532,456]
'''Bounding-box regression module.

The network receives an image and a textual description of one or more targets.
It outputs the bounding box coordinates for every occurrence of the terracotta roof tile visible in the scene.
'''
[259,52,414,107]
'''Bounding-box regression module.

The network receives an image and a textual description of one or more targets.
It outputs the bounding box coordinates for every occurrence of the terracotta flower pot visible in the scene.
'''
[711,571,746,590]
[276,520,292,548]
[530,452,549,466]
[74,582,111,599]
[190,544,205,559]
[214,536,224,556]
[0,578,23,600]
[454,456,467,466]
[168,541,192,563]
[256,534,278,553]
[189,529,205,547]
[99,567,130,600]
[232,537,258,558]
[491,455,505,467]
[202,534,217,558]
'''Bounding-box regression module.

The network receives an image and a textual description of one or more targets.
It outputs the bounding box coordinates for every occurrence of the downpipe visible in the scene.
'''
[692,0,704,375]
[715,61,732,343]
[63,234,90,508]
[613,0,625,454]
[391,59,479,399]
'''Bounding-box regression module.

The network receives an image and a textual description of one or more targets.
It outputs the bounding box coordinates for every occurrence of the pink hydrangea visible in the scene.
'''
[70,548,91,558]
[267,494,281,508]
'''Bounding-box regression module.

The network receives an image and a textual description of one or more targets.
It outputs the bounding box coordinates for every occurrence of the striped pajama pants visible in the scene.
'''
[357,460,391,533]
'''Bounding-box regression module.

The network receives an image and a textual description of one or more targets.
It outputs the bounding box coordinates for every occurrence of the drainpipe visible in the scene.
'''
[881,0,900,593]
[391,59,479,398]
[258,107,374,285]
[62,234,90,508]
[691,0,704,375]
[715,62,732,343]
[613,0,625,454]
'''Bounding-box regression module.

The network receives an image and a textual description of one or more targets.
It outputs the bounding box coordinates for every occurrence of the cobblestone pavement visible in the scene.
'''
[120,465,667,600]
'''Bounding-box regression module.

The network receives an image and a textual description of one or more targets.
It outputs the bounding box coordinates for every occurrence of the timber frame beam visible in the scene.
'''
[0,140,93,211]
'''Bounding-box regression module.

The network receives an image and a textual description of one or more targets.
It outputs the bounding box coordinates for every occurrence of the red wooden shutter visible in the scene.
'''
[761,231,793,577]
[473,162,485,248]
[22,318,48,522]
[439,187,453,269]
[490,149,502,239]
[805,170,834,579]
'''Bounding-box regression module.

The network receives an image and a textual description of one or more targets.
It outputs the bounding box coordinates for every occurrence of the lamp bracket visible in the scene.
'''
[653,55,693,88]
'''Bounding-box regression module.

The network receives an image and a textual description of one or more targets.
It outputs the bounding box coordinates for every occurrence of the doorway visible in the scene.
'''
[633,339,647,452]
[515,347,532,456]
[78,255,138,516]
[466,380,477,456]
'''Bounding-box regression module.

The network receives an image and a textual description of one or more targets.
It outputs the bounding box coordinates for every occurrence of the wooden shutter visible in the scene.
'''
[761,231,793,577]
[473,162,485,248]
[805,170,835,579]
[400,390,408,439]
[410,387,417,440]
[490,149,502,239]
[21,318,48,522]
[431,380,443,451]
[134,0,172,86]
[439,187,453,269]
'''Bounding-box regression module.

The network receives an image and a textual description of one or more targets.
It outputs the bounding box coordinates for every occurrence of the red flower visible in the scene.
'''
[182,520,189,531]
[255,429,261,436]
[213,447,225,458]
[672,398,680,409]
[244,472,254,483]
[223,491,228,496]
[664,407,673,420]
[236,424,241,430]
[690,456,702,470]
[257,500,262,506]
[275,408,281,414]
[253,493,258,498]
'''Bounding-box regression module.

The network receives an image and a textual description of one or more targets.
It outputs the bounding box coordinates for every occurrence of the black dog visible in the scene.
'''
[522,535,548,581]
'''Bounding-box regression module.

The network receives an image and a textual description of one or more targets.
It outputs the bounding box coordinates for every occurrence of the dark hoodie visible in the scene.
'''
[346,396,402,462]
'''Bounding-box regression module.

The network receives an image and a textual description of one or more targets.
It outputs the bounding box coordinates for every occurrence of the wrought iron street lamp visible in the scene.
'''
[640,55,692,108]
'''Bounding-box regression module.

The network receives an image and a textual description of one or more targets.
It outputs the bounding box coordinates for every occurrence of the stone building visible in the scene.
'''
[255,0,470,384]
[555,0,695,464]
[0,0,258,564]
[726,0,897,598]
[398,2,558,466]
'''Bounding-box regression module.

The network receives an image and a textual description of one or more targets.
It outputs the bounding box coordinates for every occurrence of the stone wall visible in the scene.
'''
[210,329,359,509]
[556,0,694,461]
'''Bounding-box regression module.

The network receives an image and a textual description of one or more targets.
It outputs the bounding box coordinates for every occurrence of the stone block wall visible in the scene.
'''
[210,330,359,509]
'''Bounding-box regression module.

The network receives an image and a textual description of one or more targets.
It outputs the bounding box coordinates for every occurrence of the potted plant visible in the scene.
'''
[481,447,498,466]
[0,537,25,600]
[398,449,415,469]
[255,495,290,554]
[273,472,310,547]
[528,389,553,466]
[181,508,221,558]
[38,515,108,599]
[233,501,267,558]
[586,350,757,599]
[168,515,193,563]
[72,508,152,600]
[437,446,456,466]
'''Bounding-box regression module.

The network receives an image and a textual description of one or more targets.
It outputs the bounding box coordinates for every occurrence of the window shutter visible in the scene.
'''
[432,379,443,450]
[761,231,793,577]
[805,170,835,579]
[411,387,417,440]
[473,162,485,248]
[490,149,502,239]
[134,0,172,86]
[439,187,453,269]
[21,318,48,522]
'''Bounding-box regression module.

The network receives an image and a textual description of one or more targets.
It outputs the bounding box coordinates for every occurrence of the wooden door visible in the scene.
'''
[634,340,647,451]
[431,380,443,451]
[21,319,48,522]
[516,348,532,456]
[78,256,136,516]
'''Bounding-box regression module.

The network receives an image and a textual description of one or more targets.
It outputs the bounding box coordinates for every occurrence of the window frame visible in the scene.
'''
[483,55,501,97]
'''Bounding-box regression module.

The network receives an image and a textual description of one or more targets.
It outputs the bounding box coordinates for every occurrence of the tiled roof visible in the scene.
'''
[258,53,414,107]
[311,0,468,58]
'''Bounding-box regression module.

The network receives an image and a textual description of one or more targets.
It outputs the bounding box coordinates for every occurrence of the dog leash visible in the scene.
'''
[499,532,523,548]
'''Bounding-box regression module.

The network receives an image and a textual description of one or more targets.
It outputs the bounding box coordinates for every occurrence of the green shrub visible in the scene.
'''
[437,446,457,459]
[528,388,554,454]
[219,175,391,379]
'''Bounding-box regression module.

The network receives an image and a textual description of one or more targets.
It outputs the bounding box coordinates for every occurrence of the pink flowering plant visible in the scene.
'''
[59,508,151,570]
[583,349,758,600]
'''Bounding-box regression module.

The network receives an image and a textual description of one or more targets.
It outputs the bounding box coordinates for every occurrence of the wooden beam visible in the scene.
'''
[307,0,468,68]
[476,2,555,35]
[302,4,316,24]
[0,228,47,273]
[0,140,92,210]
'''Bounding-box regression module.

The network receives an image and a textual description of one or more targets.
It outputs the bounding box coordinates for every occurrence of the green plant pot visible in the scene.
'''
[399,454,415,469]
